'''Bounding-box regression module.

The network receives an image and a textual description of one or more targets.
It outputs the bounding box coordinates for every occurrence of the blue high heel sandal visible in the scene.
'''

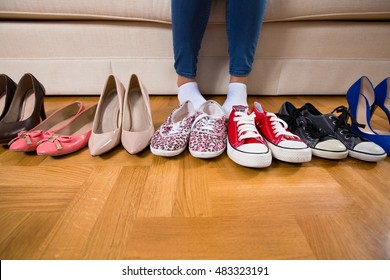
[374,77,390,128]
[346,76,390,155]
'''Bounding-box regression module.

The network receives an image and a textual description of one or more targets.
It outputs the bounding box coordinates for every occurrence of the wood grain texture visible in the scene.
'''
[0,95,389,260]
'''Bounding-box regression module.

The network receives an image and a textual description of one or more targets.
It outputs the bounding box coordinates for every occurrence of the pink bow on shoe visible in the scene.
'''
[8,130,54,151]
[44,134,72,151]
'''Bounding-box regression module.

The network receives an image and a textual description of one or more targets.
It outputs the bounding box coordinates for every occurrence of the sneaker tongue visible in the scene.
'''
[232,105,249,113]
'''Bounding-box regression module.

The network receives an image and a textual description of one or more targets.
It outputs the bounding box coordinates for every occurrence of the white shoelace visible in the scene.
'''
[267,112,296,138]
[167,121,183,135]
[234,111,262,141]
[192,114,222,133]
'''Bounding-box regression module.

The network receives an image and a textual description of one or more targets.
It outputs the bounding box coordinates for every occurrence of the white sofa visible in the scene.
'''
[1,0,390,96]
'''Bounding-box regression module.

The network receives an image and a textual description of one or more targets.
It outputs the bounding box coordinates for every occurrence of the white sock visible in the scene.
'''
[178,82,206,111]
[222,82,248,116]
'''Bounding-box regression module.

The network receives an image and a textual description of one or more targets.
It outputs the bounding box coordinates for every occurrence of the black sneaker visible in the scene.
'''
[278,102,348,159]
[302,103,386,162]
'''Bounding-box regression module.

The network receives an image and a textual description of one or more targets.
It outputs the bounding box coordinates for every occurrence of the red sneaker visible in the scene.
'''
[227,105,271,168]
[253,102,311,163]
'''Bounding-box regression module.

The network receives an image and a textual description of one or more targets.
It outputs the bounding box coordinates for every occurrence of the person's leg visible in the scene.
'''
[172,0,213,109]
[222,0,267,116]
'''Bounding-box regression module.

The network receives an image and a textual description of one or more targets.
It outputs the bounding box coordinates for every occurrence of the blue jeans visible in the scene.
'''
[172,0,267,78]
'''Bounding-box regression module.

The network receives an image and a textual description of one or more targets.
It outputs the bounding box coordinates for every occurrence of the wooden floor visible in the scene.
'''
[0,95,389,260]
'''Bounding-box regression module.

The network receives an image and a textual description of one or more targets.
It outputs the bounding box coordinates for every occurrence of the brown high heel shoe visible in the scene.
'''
[0,74,17,121]
[0,73,46,145]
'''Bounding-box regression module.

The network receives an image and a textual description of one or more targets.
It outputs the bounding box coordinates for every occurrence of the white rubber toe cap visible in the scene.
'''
[238,143,269,154]
[279,140,307,149]
[353,142,386,155]
[315,139,346,152]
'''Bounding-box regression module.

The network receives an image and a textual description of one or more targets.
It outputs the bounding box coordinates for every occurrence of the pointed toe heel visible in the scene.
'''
[346,76,390,155]
[0,73,46,145]
[88,75,125,156]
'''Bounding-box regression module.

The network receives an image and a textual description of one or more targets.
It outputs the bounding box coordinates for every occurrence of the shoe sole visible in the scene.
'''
[37,150,81,157]
[10,149,36,152]
[311,148,348,160]
[190,147,225,159]
[227,141,272,168]
[266,141,312,163]
[150,146,186,157]
[348,150,387,162]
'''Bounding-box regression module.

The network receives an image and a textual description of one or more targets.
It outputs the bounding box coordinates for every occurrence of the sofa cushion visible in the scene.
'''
[1,0,389,22]
[1,20,389,96]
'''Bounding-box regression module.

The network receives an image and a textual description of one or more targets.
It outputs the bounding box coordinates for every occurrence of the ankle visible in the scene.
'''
[177,76,196,87]
[230,76,248,85]
[177,82,206,110]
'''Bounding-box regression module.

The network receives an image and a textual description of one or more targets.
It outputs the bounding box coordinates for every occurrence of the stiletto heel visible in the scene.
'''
[374,77,390,128]
[0,73,46,145]
[346,76,390,155]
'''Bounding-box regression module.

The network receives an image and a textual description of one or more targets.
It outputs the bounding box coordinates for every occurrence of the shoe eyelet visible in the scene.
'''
[332,121,336,124]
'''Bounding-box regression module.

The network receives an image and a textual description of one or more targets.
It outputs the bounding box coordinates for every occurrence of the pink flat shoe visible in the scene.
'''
[8,101,84,152]
[36,104,97,156]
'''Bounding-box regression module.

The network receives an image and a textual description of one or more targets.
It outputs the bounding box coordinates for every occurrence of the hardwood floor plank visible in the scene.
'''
[124,217,315,260]
[0,212,31,247]
[137,155,184,217]
[173,155,212,217]
[83,167,149,259]
[34,166,122,259]
[0,148,46,166]
[209,164,358,217]
[38,145,154,167]
[0,212,61,259]
[0,166,92,187]
[328,164,390,213]
[296,213,390,259]
[0,184,79,212]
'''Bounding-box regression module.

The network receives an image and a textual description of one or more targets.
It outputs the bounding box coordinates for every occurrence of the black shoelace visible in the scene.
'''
[330,106,365,139]
[277,110,328,140]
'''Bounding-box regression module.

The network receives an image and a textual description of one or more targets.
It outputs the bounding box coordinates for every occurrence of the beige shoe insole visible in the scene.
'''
[57,107,96,136]
[124,87,150,132]
[96,89,120,134]
[71,119,94,136]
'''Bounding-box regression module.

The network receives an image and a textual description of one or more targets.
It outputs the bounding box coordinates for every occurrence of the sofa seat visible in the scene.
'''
[1,0,389,96]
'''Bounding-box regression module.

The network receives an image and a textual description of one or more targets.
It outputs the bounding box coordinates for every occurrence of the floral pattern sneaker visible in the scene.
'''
[189,100,227,158]
[253,102,312,163]
[227,105,272,168]
[150,101,195,157]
